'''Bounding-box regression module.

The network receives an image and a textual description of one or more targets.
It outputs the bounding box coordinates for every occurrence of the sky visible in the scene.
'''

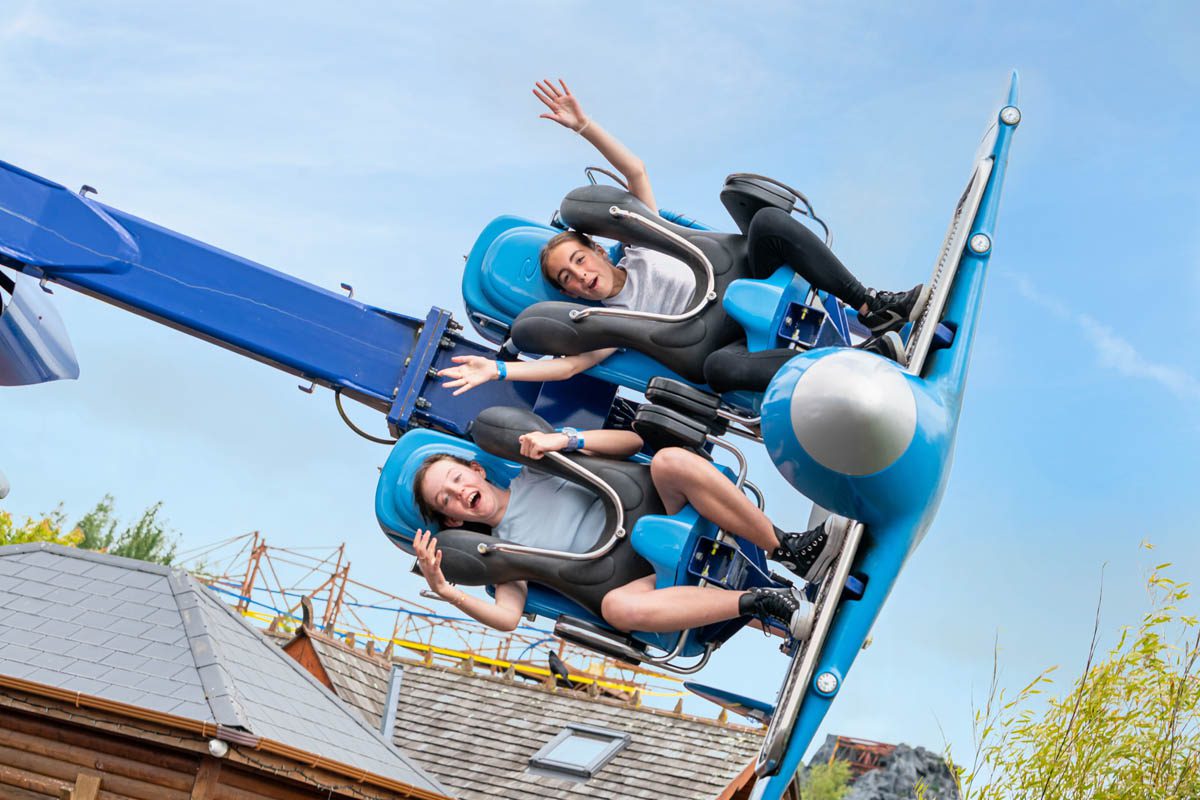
[0,0,1197,766]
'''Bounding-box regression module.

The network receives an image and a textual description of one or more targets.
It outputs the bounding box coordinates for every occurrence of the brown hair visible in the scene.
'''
[412,453,477,528]
[539,230,599,290]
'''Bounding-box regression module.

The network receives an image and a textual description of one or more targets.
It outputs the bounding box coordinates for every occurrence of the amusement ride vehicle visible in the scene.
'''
[0,74,1021,798]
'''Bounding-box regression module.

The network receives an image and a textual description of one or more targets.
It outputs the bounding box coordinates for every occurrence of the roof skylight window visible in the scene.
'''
[528,723,630,779]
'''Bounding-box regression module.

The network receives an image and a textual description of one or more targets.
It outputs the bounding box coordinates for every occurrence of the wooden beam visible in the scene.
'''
[189,759,221,800]
[0,716,195,792]
[72,774,101,800]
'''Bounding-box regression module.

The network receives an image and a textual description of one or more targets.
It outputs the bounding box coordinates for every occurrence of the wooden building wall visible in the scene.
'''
[0,701,419,800]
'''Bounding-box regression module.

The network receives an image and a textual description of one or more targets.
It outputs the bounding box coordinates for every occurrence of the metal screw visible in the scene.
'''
[414,398,431,410]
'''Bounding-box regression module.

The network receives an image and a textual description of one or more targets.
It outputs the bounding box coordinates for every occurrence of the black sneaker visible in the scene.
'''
[859,284,928,334]
[856,331,908,367]
[772,515,852,584]
[742,586,814,640]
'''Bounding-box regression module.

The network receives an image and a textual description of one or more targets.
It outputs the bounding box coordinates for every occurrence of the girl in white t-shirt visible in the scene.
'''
[440,80,923,397]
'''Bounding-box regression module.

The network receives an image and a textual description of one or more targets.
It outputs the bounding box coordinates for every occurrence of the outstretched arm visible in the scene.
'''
[439,349,616,396]
[413,529,528,631]
[533,79,657,211]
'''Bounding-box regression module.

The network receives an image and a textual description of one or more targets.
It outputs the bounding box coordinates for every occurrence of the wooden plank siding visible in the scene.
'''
[0,705,197,800]
[0,701,432,800]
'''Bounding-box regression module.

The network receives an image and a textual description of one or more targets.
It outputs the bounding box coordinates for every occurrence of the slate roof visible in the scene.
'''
[285,628,764,800]
[0,543,447,797]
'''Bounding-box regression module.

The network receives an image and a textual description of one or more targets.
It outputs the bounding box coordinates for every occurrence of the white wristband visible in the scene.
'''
[575,119,591,135]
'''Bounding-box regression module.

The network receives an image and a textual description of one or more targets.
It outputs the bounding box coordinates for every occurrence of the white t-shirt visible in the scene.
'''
[602,246,696,316]
[494,468,607,555]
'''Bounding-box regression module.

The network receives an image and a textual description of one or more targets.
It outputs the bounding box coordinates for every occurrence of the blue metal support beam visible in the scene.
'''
[0,159,545,436]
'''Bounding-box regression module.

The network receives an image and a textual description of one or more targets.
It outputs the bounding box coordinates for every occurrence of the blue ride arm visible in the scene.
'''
[0,159,539,435]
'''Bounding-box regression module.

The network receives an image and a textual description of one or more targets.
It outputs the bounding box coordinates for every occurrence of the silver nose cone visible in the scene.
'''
[790,350,917,476]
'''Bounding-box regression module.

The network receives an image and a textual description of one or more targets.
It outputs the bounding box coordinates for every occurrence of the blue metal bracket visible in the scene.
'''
[387,307,453,433]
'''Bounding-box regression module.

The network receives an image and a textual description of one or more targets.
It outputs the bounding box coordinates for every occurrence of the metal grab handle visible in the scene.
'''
[706,435,749,490]
[725,172,832,248]
[584,166,630,190]
[478,451,626,561]
[568,206,718,325]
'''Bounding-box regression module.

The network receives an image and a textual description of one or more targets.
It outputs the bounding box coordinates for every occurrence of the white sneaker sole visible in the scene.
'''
[788,592,816,641]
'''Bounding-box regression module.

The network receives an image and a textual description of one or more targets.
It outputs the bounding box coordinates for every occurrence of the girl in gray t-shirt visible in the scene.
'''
[410,427,849,642]
[439,79,923,397]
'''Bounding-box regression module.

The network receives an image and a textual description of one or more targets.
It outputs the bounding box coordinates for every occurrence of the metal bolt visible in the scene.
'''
[969,233,992,254]
[815,671,839,694]
[414,398,431,410]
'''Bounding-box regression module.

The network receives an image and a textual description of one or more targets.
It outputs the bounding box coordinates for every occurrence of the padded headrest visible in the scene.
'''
[375,429,523,553]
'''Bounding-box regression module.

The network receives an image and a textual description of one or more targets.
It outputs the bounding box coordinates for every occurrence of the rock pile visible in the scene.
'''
[807,736,960,800]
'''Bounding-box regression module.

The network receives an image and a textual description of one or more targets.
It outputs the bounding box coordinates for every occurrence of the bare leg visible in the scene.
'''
[650,447,778,550]
[600,575,744,633]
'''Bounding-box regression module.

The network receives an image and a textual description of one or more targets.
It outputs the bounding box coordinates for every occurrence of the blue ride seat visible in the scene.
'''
[375,406,761,661]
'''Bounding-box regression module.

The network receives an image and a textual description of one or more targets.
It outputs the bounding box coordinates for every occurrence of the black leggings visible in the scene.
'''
[747,207,869,310]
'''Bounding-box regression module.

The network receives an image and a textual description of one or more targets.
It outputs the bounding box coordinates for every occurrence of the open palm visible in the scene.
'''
[533,79,587,131]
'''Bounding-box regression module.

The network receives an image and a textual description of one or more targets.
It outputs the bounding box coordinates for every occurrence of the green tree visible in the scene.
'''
[798,758,852,800]
[105,501,177,565]
[953,552,1199,800]
[0,508,82,547]
[1,495,177,565]
[74,494,177,565]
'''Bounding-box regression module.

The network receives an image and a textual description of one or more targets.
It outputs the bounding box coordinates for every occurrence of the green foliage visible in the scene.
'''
[104,500,177,565]
[0,507,82,547]
[799,758,852,800]
[75,493,118,551]
[0,495,177,565]
[955,552,1200,800]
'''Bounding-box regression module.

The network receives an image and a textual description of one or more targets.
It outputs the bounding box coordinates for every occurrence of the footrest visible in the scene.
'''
[756,520,865,777]
[633,405,710,454]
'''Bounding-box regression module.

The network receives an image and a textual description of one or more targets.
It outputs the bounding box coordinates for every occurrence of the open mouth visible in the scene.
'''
[587,276,599,292]
[467,491,481,510]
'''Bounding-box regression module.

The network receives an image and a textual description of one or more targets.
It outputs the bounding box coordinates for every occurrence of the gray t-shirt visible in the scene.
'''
[603,246,696,316]
[495,468,607,555]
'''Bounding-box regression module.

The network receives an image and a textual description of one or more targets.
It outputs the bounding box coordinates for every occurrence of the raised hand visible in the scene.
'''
[413,529,454,598]
[518,430,569,460]
[533,79,587,132]
[438,355,499,396]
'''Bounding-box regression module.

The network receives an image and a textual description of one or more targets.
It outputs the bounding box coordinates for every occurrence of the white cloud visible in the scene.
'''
[1010,273,1200,402]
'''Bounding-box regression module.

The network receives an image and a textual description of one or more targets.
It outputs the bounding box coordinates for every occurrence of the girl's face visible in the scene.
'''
[545,240,619,300]
[419,460,502,527]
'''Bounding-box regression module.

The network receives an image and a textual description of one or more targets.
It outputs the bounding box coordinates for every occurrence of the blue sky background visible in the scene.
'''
[1,0,1197,764]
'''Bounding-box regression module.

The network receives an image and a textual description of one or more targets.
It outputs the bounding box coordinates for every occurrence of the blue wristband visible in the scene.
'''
[495,360,507,380]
